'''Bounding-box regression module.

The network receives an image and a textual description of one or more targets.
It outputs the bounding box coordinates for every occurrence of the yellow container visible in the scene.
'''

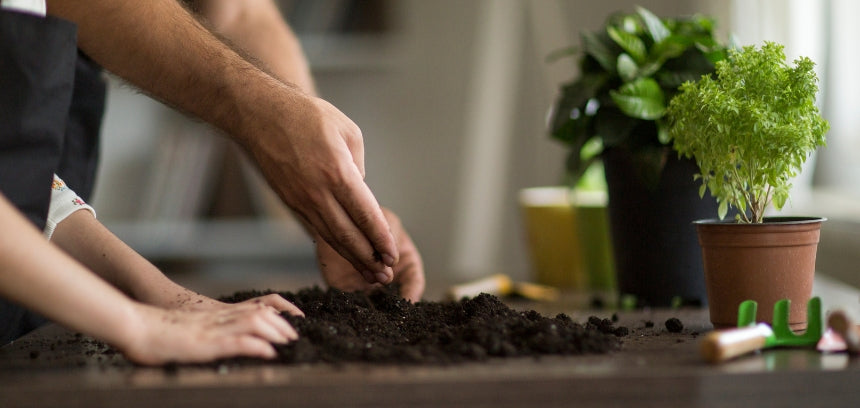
[519,187,615,291]
[518,187,586,289]
[572,191,615,291]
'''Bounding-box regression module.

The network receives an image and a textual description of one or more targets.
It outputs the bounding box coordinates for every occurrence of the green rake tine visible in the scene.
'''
[771,299,791,338]
[770,297,822,345]
[806,297,823,340]
[737,300,758,327]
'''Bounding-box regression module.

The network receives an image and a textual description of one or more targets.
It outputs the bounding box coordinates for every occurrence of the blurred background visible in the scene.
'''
[91,0,860,298]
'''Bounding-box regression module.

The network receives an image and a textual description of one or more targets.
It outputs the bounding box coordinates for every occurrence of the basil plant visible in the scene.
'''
[666,42,829,223]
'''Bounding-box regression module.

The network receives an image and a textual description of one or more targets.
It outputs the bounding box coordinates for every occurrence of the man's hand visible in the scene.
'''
[191,0,403,287]
[316,208,425,302]
[245,94,400,284]
[47,0,400,283]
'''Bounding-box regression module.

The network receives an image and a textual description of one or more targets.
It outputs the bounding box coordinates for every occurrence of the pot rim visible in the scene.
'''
[694,216,827,225]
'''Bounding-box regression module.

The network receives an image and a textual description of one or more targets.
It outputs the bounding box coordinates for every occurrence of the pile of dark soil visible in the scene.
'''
[221,286,627,365]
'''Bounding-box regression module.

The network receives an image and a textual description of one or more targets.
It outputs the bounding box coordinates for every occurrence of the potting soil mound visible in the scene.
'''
[221,286,626,365]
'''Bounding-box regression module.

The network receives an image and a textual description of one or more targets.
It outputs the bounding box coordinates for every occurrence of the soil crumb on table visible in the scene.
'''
[665,318,684,333]
[221,287,626,365]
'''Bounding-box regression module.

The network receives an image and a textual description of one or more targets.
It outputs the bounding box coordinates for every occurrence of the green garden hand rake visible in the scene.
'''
[700,297,823,363]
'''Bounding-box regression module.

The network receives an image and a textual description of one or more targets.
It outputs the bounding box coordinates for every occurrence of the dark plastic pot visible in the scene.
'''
[696,217,824,330]
[602,147,720,307]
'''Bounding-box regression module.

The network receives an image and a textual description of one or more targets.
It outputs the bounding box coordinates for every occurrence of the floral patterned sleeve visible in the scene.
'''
[44,174,96,240]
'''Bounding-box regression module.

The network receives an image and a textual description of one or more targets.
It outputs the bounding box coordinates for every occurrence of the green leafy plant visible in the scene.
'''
[548,6,728,186]
[666,42,829,223]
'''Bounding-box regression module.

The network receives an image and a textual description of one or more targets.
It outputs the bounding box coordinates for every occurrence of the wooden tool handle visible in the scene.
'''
[446,274,513,300]
[700,324,773,364]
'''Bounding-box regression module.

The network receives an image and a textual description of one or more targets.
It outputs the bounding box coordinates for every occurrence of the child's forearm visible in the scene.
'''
[49,210,217,309]
[0,194,140,348]
[0,194,298,364]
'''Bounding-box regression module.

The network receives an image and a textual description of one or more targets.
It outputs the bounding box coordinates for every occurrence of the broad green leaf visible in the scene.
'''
[580,137,604,161]
[611,93,665,120]
[549,74,607,136]
[549,117,582,145]
[620,15,640,34]
[636,6,670,43]
[736,195,747,216]
[691,15,715,32]
[636,61,663,78]
[610,78,666,120]
[607,26,647,63]
[773,188,789,209]
[617,53,638,81]
[672,16,715,38]
[581,30,617,73]
[565,148,599,184]
[595,107,638,146]
[702,48,727,64]
[693,36,719,49]
[650,35,692,62]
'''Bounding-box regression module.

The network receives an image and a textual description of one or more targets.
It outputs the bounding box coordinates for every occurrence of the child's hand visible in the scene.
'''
[230,294,305,317]
[119,301,298,366]
[169,290,304,317]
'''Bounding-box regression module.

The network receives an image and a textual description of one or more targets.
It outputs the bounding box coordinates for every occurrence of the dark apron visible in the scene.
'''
[0,10,106,344]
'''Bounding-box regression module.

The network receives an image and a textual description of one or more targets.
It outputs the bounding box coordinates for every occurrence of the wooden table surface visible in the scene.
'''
[2,275,860,408]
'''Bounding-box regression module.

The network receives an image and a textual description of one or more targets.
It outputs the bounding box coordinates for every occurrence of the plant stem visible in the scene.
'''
[730,165,752,223]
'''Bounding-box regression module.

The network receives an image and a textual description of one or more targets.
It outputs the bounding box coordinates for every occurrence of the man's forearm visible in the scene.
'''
[46,0,400,281]
[46,0,301,147]
[190,0,317,95]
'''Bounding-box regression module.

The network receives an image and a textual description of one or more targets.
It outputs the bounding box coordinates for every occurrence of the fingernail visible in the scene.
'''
[381,253,396,267]
[374,271,391,284]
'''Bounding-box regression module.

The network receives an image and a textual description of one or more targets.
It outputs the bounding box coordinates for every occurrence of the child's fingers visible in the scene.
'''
[217,307,298,344]
[271,310,300,340]
[260,306,299,341]
[123,304,299,365]
[241,294,305,317]
[216,335,278,360]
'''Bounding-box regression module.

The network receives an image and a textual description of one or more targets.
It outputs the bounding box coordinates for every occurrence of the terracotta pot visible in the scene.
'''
[695,217,825,330]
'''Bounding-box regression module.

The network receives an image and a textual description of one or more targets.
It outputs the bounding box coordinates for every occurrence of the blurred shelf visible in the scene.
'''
[301,33,401,72]
[105,219,314,262]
